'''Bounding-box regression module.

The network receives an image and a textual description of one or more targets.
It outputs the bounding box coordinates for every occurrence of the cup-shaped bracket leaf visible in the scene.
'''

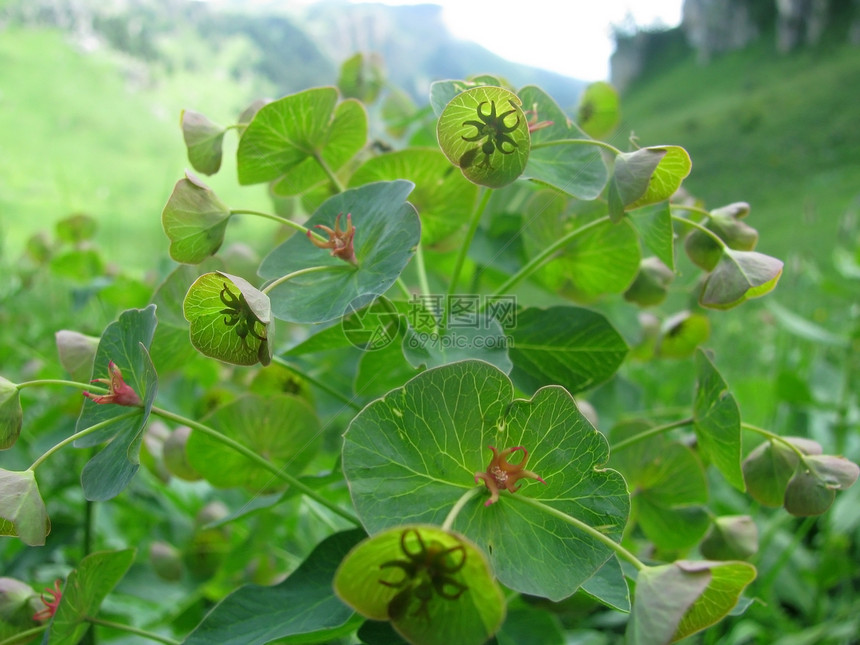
[626,560,756,645]
[700,515,759,561]
[74,306,158,502]
[518,85,609,200]
[349,148,479,247]
[258,181,420,324]
[342,360,630,603]
[623,257,675,307]
[742,437,822,507]
[334,525,505,645]
[162,172,232,264]
[699,249,783,310]
[186,393,320,492]
[693,350,744,491]
[44,549,135,645]
[0,469,50,546]
[784,455,860,516]
[437,86,530,189]
[0,377,23,450]
[608,146,691,220]
[657,311,711,359]
[55,331,100,383]
[183,271,272,366]
[181,109,226,176]
[577,81,620,139]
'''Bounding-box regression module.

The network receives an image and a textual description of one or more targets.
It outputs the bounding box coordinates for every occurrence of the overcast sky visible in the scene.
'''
[353,0,685,80]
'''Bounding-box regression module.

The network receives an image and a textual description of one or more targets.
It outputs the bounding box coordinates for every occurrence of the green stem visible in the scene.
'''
[488,215,611,301]
[149,406,360,525]
[16,379,98,392]
[448,188,492,301]
[414,243,432,298]
[0,625,47,645]
[261,265,335,295]
[670,213,727,250]
[515,496,646,571]
[670,203,712,219]
[29,411,139,471]
[742,423,809,462]
[611,418,695,452]
[84,616,180,645]
[530,138,622,156]
[395,277,412,299]
[230,209,327,243]
[271,356,361,411]
[441,487,482,531]
[313,151,346,193]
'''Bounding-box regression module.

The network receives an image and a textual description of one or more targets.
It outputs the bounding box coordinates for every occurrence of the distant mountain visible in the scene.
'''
[1,0,586,108]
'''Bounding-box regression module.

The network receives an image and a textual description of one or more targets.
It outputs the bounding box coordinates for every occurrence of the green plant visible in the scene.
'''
[1,54,857,645]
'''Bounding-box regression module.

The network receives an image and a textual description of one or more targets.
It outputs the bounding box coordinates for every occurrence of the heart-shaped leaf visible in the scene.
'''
[181,109,226,176]
[700,249,783,310]
[162,172,232,264]
[342,360,629,602]
[335,525,505,645]
[437,86,530,189]
[186,393,320,492]
[258,181,420,324]
[627,560,756,644]
[184,529,365,645]
[349,148,479,246]
[0,469,49,546]
[693,349,743,491]
[45,549,135,645]
[0,377,22,450]
[508,306,628,395]
[183,271,272,366]
[74,306,158,501]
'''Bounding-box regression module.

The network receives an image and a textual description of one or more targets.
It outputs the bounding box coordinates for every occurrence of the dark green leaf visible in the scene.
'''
[402,316,512,374]
[699,250,783,310]
[742,438,813,507]
[508,306,628,395]
[184,530,365,645]
[181,109,225,176]
[628,202,675,270]
[161,172,232,264]
[0,469,49,546]
[693,350,743,491]
[700,515,758,561]
[342,361,629,602]
[259,181,420,324]
[44,549,135,645]
[334,525,505,645]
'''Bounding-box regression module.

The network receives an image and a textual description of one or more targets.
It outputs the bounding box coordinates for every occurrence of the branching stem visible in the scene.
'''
[611,418,695,452]
[29,412,138,471]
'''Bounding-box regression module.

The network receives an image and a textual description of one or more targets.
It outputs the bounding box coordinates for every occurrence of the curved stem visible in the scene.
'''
[488,215,611,301]
[29,411,139,471]
[16,379,100,392]
[414,243,432,299]
[670,213,727,250]
[272,356,361,411]
[448,188,492,301]
[84,616,180,645]
[515,496,646,571]
[312,151,346,193]
[441,487,482,531]
[743,423,809,462]
[395,277,412,299]
[611,418,695,453]
[261,265,336,295]
[670,203,712,219]
[148,406,360,525]
[530,138,622,156]
[230,209,327,243]
[0,625,47,645]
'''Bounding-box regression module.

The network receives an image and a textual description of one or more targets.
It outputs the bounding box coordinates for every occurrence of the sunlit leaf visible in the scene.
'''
[576,81,620,139]
[161,172,232,264]
[181,109,226,176]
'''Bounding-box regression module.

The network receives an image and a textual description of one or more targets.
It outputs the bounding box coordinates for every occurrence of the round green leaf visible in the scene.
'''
[258,181,420,324]
[0,377,22,450]
[693,349,744,491]
[334,525,505,645]
[577,81,620,139]
[437,86,530,188]
[338,52,384,103]
[342,360,629,601]
[183,271,272,366]
[518,85,609,200]
[349,148,479,246]
[181,109,225,176]
[0,469,49,546]
[658,311,711,359]
[162,172,232,264]
[700,249,784,310]
[187,393,320,492]
[237,87,339,186]
[56,213,97,243]
[508,306,628,395]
